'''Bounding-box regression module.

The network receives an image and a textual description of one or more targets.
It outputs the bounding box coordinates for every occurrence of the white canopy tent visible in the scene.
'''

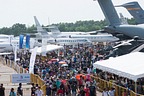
[93,52,144,82]
[30,45,64,54]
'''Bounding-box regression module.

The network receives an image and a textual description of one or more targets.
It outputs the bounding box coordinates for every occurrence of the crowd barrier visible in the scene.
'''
[1,57,46,95]
[91,75,142,96]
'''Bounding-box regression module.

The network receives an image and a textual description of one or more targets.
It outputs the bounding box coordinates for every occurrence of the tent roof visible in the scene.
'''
[30,45,63,54]
[93,52,144,81]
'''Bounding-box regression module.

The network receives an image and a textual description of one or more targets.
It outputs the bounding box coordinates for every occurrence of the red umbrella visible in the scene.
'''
[50,58,57,61]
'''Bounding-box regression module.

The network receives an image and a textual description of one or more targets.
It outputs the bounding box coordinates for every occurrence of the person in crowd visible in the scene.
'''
[46,84,51,96]
[51,82,57,96]
[84,84,90,96]
[0,83,5,96]
[17,83,23,96]
[78,85,86,96]
[57,87,64,96]
[108,87,115,96]
[9,88,16,96]
[89,82,96,96]
[71,82,77,96]
[35,86,43,96]
[31,83,36,96]
[102,88,109,96]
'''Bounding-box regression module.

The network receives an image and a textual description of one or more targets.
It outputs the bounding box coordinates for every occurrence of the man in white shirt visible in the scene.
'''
[102,88,109,96]
[35,86,43,96]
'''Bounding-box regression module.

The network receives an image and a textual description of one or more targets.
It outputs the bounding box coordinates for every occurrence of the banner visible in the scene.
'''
[19,35,24,49]
[11,74,30,83]
[26,34,30,49]
[29,47,38,73]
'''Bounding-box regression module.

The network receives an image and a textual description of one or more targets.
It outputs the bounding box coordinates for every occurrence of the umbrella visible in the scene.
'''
[59,61,66,64]
[61,64,68,67]
[76,74,86,80]
[50,58,57,61]
[47,61,52,64]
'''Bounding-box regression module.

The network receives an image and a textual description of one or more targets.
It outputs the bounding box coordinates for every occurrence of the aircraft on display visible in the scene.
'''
[34,16,119,42]
[34,16,89,36]
[69,34,119,42]
[115,1,144,24]
[47,37,91,45]
[0,34,15,52]
[96,0,144,39]
[0,35,40,53]
[47,25,90,36]
[34,18,92,45]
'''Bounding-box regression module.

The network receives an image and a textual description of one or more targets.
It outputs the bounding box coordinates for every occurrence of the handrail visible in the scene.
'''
[91,75,144,96]
[0,57,46,95]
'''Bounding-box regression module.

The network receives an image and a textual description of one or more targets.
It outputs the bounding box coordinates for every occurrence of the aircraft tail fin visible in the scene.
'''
[116,2,144,24]
[119,13,128,24]
[34,16,48,35]
[48,26,61,35]
[97,0,121,26]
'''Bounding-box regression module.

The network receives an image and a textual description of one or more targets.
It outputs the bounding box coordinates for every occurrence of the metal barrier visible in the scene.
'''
[0,58,46,95]
[30,73,46,95]
[91,75,143,96]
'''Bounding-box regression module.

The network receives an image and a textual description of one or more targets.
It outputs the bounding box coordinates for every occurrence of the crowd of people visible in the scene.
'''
[15,43,113,96]
[5,42,138,96]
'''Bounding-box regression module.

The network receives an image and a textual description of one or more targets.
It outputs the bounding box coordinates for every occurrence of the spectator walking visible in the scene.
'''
[46,84,51,96]
[102,88,109,96]
[0,84,5,96]
[35,86,43,96]
[89,82,96,96]
[108,87,115,96]
[78,85,86,96]
[31,83,36,96]
[17,83,23,96]
[9,88,16,96]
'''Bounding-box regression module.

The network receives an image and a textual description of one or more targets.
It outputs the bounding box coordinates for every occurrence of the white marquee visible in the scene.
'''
[93,52,144,81]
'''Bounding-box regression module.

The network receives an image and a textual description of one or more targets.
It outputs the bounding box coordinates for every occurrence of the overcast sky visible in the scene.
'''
[0,0,143,28]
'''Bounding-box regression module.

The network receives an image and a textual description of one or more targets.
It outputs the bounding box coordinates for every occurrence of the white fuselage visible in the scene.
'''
[48,32,119,42]
[69,34,119,42]
[46,38,91,45]
[0,35,38,52]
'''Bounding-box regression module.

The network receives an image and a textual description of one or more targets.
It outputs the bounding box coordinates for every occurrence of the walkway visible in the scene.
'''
[0,62,31,96]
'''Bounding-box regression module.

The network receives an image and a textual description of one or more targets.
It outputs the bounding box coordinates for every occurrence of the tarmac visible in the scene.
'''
[0,62,102,96]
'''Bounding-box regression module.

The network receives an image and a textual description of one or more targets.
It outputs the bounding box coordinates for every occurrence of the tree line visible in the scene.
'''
[0,18,136,36]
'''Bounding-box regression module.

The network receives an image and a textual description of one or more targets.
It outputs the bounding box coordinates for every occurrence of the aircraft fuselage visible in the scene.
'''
[107,24,144,39]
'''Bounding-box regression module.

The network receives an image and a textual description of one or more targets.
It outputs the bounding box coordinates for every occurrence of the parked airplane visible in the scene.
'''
[69,34,119,42]
[0,35,15,52]
[95,0,144,39]
[0,35,40,53]
[47,26,89,36]
[0,34,14,43]
[34,16,89,36]
[115,2,144,24]
[34,16,119,42]
[47,37,91,45]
